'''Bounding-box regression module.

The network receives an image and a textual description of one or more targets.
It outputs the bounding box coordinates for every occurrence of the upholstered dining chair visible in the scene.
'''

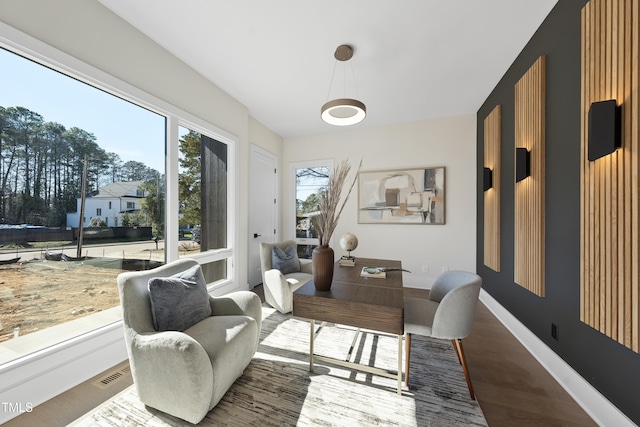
[118,259,262,424]
[260,240,312,313]
[404,270,482,399]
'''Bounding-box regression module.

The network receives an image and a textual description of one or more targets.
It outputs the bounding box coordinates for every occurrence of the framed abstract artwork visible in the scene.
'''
[357,166,445,224]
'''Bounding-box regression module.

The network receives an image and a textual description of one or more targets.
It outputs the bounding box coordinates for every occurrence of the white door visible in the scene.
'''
[248,145,278,287]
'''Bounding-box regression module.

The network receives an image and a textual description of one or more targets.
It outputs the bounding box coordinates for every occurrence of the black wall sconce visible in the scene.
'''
[516,148,530,182]
[483,167,493,191]
[588,99,621,161]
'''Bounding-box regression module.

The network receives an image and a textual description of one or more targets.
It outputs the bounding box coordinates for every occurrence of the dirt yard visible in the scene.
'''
[0,240,204,344]
[0,259,125,343]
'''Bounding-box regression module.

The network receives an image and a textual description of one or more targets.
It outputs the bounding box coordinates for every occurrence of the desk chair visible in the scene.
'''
[404,270,482,399]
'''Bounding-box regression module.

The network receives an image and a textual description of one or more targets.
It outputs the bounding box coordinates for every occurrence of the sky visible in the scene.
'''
[0,47,166,173]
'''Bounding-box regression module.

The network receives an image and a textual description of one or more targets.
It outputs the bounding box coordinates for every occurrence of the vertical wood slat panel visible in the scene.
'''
[514,56,545,297]
[581,0,640,353]
[619,0,629,346]
[604,0,613,338]
[580,2,591,323]
[632,0,639,352]
[610,0,619,341]
[484,105,501,272]
[616,0,626,344]
[595,0,604,331]
[591,0,597,327]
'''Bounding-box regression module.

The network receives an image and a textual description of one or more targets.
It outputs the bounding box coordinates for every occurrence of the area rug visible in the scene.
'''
[70,306,487,427]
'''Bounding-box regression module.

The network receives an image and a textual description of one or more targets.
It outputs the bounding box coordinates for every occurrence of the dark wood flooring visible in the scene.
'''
[405,288,596,427]
[5,285,596,427]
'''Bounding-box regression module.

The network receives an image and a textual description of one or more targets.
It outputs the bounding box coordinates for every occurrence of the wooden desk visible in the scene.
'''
[293,257,404,394]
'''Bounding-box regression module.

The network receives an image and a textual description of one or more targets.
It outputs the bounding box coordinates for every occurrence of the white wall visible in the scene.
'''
[283,114,477,288]
[249,116,283,157]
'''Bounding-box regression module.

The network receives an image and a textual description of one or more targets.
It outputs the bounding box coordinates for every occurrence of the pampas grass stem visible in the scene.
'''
[313,158,362,246]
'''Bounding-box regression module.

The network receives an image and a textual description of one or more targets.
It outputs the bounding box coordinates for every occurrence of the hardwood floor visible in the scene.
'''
[403,287,596,426]
[460,302,596,426]
[5,286,596,427]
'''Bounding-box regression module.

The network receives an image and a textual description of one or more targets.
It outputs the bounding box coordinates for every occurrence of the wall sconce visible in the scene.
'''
[588,99,621,161]
[483,167,493,191]
[516,148,530,182]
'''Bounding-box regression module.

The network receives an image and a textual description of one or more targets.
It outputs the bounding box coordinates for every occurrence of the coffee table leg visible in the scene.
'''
[309,319,315,372]
[397,335,403,395]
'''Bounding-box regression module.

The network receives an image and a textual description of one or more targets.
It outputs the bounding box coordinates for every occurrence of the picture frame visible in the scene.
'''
[357,166,445,224]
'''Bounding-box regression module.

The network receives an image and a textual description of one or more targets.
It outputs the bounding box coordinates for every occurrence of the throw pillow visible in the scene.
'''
[148,264,212,332]
[272,244,300,275]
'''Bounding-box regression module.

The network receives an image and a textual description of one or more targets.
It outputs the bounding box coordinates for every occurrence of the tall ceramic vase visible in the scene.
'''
[312,244,334,291]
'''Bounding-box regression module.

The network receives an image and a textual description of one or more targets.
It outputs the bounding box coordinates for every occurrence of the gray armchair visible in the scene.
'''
[117,258,262,424]
[260,240,312,314]
[404,270,482,399]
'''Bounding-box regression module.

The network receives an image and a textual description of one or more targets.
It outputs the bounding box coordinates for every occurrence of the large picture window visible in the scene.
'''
[0,39,235,367]
[0,47,166,366]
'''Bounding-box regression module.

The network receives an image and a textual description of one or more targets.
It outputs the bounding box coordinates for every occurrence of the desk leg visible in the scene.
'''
[397,335,403,395]
[309,319,315,373]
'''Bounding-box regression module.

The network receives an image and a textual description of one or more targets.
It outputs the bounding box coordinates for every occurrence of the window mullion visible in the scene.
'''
[166,116,180,262]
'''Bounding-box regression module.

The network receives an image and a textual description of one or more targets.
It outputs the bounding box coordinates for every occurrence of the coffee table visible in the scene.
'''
[292,257,404,394]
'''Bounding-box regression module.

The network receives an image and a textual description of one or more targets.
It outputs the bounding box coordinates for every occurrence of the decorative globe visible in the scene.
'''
[340,232,358,255]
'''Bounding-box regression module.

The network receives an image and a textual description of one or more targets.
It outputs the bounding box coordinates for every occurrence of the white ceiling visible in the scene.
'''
[98,0,558,139]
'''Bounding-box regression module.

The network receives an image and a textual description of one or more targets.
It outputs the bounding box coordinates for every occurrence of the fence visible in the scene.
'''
[0,227,152,244]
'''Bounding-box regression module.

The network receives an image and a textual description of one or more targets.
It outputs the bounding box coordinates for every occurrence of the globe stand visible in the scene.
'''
[338,253,356,267]
[339,233,358,267]
[342,249,355,261]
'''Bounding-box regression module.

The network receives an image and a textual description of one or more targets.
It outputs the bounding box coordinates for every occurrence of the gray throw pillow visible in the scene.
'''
[272,244,300,275]
[148,264,212,332]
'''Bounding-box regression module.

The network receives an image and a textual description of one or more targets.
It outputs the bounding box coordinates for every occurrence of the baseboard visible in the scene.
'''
[479,289,635,427]
[402,274,433,289]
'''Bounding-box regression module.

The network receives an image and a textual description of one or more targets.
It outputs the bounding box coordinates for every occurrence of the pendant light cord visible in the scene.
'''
[325,59,360,102]
[349,61,360,99]
[325,60,338,103]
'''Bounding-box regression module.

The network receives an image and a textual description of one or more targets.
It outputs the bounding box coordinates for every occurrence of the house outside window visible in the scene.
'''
[96,208,102,216]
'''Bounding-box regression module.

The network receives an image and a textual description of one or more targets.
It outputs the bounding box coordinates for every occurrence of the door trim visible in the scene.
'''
[249,144,279,287]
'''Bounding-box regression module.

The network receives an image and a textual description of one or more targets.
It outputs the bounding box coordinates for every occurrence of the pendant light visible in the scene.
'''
[321,45,366,126]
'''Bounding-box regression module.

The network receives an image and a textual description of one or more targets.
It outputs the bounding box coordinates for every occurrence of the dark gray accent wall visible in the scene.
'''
[476,0,639,423]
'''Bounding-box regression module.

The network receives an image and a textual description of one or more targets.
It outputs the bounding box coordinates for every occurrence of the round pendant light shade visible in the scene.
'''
[321,45,366,126]
[321,98,366,126]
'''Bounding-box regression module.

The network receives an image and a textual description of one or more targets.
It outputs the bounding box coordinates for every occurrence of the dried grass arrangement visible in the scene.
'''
[312,159,362,246]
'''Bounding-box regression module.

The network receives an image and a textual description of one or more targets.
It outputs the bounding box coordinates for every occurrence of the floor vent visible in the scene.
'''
[92,365,131,390]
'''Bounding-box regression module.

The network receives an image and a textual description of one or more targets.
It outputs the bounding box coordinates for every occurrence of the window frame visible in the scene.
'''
[174,122,236,280]
[0,20,238,345]
[288,158,334,248]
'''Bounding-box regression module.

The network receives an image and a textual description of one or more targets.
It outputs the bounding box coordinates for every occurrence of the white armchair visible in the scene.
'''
[117,259,262,424]
[260,240,312,313]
